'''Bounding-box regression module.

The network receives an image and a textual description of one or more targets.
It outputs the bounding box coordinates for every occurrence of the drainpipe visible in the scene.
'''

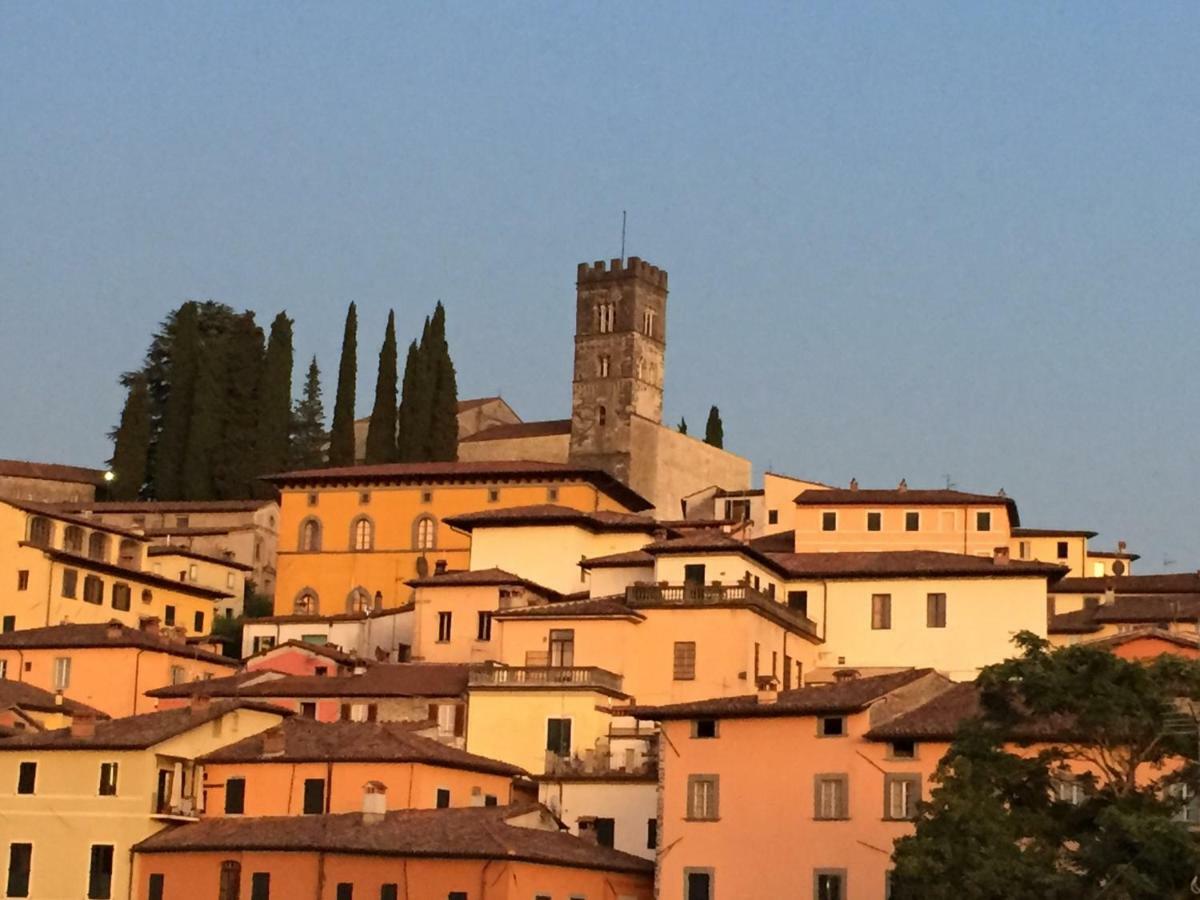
[480,859,497,900]
[325,760,333,813]
[315,851,326,900]
[132,649,147,715]
[44,558,55,627]
[821,580,829,642]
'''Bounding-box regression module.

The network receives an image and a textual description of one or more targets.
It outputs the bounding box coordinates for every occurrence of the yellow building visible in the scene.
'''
[0,498,231,636]
[0,699,286,900]
[145,545,250,620]
[265,460,651,617]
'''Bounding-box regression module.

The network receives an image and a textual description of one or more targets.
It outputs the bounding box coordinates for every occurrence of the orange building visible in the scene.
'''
[265,461,652,617]
[0,620,237,717]
[198,718,524,817]
[132,803,653,899]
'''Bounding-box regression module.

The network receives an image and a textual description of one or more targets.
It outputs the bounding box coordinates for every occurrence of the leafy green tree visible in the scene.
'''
[109,375,151,500]
[365,310,399,464]
[395,339,422,461]
[677,417,688,435]
[704,405,724,448]
[289,357,326,470]
[427,301,459,461]
[890,633,1200,900]
[212,312,264,499]
[152,302,202,499]
[253,312,294,491]
[328,302,358,466]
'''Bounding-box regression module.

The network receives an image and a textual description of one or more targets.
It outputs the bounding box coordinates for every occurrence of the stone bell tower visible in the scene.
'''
[568,256,668,488]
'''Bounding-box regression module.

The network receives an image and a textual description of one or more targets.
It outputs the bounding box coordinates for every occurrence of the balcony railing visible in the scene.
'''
[469,665,623,693]
[625,583,819,636]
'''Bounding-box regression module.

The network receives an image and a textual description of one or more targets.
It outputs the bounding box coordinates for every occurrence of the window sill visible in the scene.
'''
[813,817,850,822]
[683,817,720,823]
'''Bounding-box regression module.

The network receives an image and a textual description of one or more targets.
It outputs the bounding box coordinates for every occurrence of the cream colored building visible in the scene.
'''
[0,458,106,504]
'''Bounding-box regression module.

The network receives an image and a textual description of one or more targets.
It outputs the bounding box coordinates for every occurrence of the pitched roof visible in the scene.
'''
[146,664,470,700]
[1054,574,1200,594]
[248,640,374,668]
[0,680,107,718]
[1011,527,1098,538]
[0,459,107,486]
[247,603,414,626]
[1086,550,1141,561]
[133,803,652,874]
[444,505,658,534]
[22,545,235,598]
[1049,595,1200,633]
[4,498,148,540]
[456,396,506,413]
[494,597,644,621]
[766,550,1067,581]
[54,499,273,514]
[1077,627,1200,652]
[794,487,1020,525]
[747,530,796,553]
[459,419,572,443]
[0,700,288,750]
[146,545,252,571]
[628,669,934,720]
[862,682,1078,742]
[578,550,654,569]
[0,622,237,666]
[262,461,652,512]
[197,718,524,775]
[406,567,561,598]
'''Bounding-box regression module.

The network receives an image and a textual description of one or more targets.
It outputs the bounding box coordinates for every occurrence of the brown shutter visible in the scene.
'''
[453,704,465,736]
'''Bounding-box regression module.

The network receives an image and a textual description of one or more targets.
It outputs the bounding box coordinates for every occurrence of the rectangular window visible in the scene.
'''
[549,629,575,667]
[1057,541,1069,560]
[884,774,921,820]
[148,874,165,900]
[164,605,176,626]
[905,511,920,531]
[787,590,808,615]
[595,817,615,848]
[1,616,13,634]
[925,592,948,628]
[6,843,31,897]
[692,719,718,739]
[99,762,119,796]
[437,612,452,642]
[821,511,837,531]
[815,870,846,900]
[218,861,240,900]
[111,583,131,611]
[867,511,882,532]
[814,774,849,820]
[673,641,696,680]
[871,594,892,630]
[224,777,246,814]
[976,511,992,531]
[686,775,719,820]
[303,778,325,814]
[546,718,572,757]
[1019,540,1030,559]
[336,884,353,900]
[683,563,706,585]
[448,894,468,900]
[818,716,845,737]
[487,488,500,503]
[16,761,36,794]
[476,611,492,641]
[380,887,398,900]
[62,568,78,598]
[88,844,114,899]
[83,574,104,604]
[684,869,712,900]
[889,740,917,760]
[436,787,450,808]
[768,509,778,525]
[16,570,28,591]
[169,665,185,685]
[53,657,71,690]
[546,486,559,501]
[250,873,270,900]
[194,611,205,633]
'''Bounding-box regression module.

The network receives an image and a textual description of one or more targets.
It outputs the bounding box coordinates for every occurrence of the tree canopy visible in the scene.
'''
[890,633,1200,900]
[364,309,399,464]
[327,302,358,467]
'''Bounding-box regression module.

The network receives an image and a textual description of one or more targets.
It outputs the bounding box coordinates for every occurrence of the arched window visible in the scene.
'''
[299,518,322,552]
[350,517,374,552]
[63,525,84,553]
[413,515,437,551]
[117,539,139,568]
[87,532,110,562]
[346,588,372,615]
[293,589,319,615]
[27,516,52,548]
[597,405,607,426]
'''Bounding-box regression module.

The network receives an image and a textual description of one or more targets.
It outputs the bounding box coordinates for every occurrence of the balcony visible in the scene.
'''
[625,583,819,637]
[469,665,624,694]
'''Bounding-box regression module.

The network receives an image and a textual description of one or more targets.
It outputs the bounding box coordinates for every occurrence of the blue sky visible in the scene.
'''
[2,3,1198,569]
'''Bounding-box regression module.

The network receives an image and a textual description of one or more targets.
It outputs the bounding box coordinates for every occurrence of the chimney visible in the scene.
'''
[54,691,63,707]
[139,616,161,638]
[189,694,212,716]
[105,620,123,639]
[576,816,600,845]
[434,559,448,576]
[897,479,907,493]
[849,478,858,491]
[362,780,388,824]
[993,546,1010,566]
[755,675,779,704]
[1103,586,1116,606]
[832,669,860,682]
[1118,540,1127,553]
[262,727,286,757]
[70,714,96,738]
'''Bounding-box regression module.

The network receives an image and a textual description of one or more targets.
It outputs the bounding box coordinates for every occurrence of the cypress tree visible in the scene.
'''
[212,313,265,499]
[290,357,327,469]
[328,302,358,466]
[395,340,422,461]
[400,317,436,461]
[704,405,724,449]
[427,302,459,461]
[153,301,201,499]
[181,349,221,500]
[109,376,151,500]
[677,417,688,435]
[253,312,294,492]
[364,310,399,464]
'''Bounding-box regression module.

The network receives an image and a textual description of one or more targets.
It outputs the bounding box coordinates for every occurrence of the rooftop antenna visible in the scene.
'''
[620,210,627,263]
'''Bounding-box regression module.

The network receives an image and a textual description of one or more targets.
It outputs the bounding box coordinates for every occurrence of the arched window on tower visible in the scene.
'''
[350,517,374,552]
[299,518,322,552]
[413,515,437,551]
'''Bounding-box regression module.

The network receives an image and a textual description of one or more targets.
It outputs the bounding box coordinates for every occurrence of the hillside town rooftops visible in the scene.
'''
[147,664,470,700]
[6,498,149,540]
[133,802,653,874]
[1053,573,1200,594]
[493,597,644,621]
[0,458,107,486]
[578,550,655,569]
[1048,595,1200,633]
[444,504,658,534]
[406,567,561,598]
[198,718,525,775]
[246,640,375,668]
[794,487,1020,524]
[0,680,108,719]
[0,621,236,666]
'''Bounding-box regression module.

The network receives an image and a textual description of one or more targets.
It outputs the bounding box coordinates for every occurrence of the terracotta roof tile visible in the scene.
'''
[146,664,470,700]
[146,545,252,570]
[55,500,273,514]
[248,640,375,668]
[444,505,658,533]
[0,622,237,666]
[863,683,1079,742]
[133,803,653,874]
[0,681,108,718]
[459,420,572,443]
[494,597,643,620]
[198,718,524,774]
[1011,527,1098,538]
[0,459,107,485]
[766,550,1067,580]
[1054,574,1200,594]
[578,550,654,569]
[406,567,561,597]
[794,487,1020,525]
[4,498,149,540]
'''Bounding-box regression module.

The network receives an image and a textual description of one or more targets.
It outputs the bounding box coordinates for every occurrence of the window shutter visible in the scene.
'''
[453,704,465,736]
